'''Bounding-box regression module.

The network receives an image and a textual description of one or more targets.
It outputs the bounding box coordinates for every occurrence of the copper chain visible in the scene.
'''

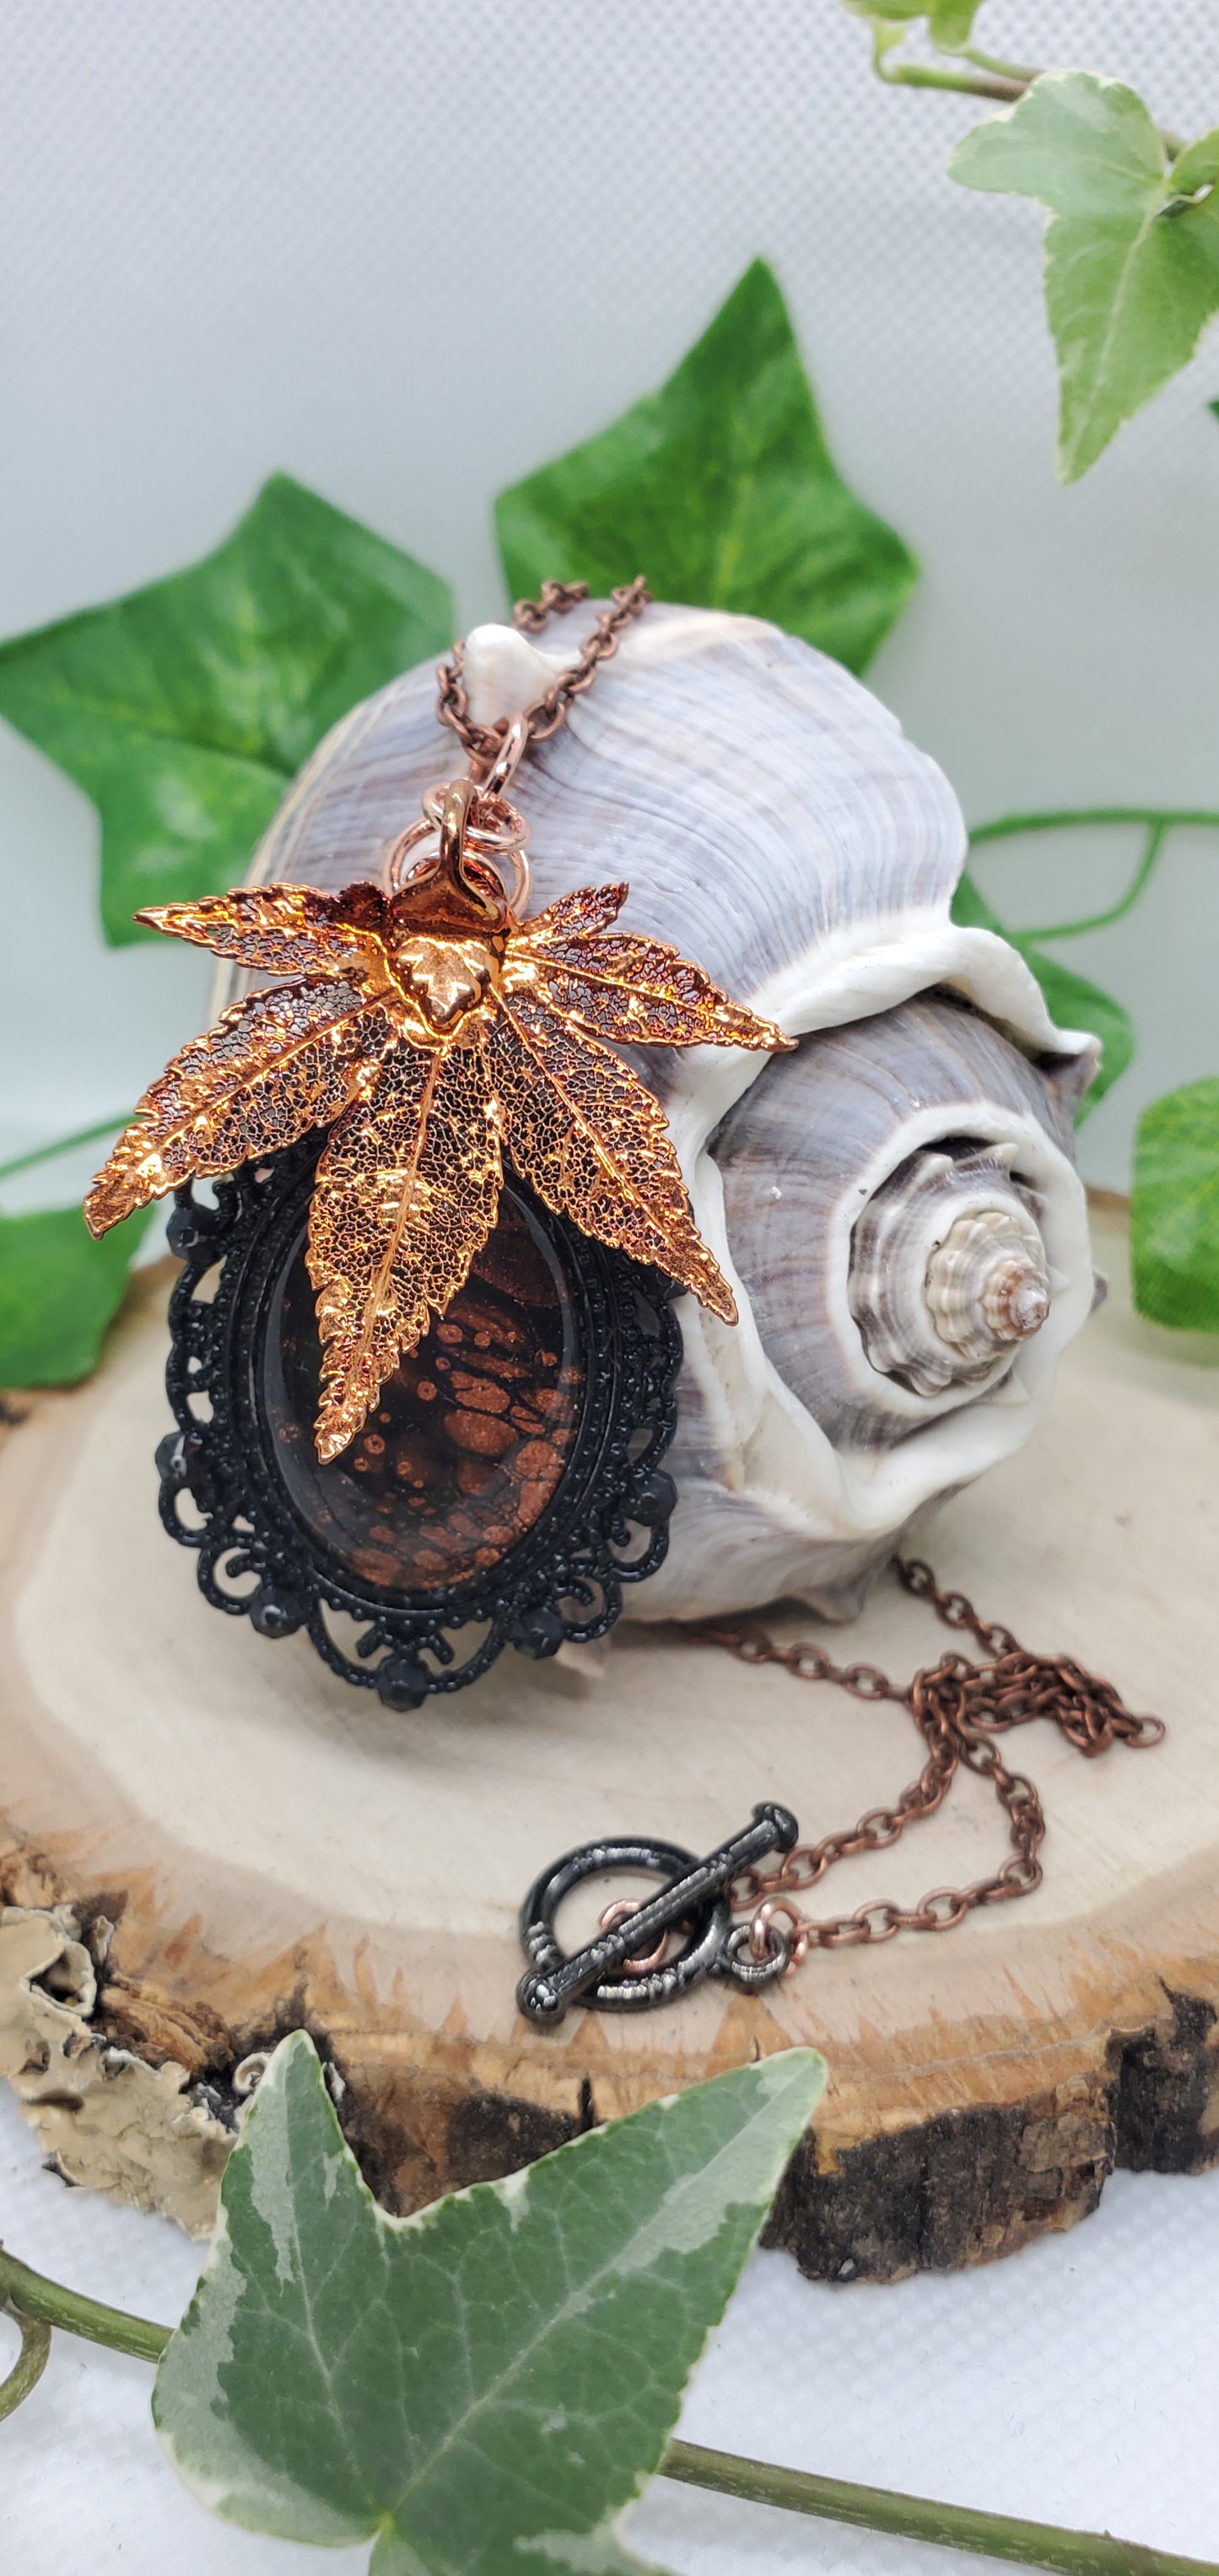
[439,585,1165,1981]
[682,1558,1164,1974]
[435,576,653,768]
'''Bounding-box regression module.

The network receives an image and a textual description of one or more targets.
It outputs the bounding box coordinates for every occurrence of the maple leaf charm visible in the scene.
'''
[86,838,790,1462]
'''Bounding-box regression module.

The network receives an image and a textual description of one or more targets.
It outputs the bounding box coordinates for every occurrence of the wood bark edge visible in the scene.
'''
[3,1868,1217,2282]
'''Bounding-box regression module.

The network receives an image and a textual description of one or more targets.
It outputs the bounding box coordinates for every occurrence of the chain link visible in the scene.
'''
[682,1557,1164,1972]
[435,588,1165,1983]
[435,576,653,768]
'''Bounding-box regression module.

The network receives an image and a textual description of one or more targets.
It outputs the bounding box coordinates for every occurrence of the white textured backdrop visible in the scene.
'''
[3,12,1219,2569]
[2,2,1218,1194]
[4,2080,1219,2574]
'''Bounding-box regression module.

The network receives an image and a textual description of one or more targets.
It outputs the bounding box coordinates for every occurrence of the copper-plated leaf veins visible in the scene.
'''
[490,991,737,1320]
[308,1038,503,1465]
[87,870,790,1458]
[83,983,399,1237]
[517,928,781,1050]
[135,882,407,1005]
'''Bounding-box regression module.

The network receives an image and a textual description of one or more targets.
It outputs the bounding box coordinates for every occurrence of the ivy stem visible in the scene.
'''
[0,2247,170,2363]
[0,2306,52,2420]
[661,2438,1219,2576]
[0,1111,133,1189]
[876,55,1025,103]
[957,45,1039,84]
[968,806,1219,946]
[4,2242,1216,2573]
[870,51,1184,159]
[1018,819,1168,944]
[968,806,1219,844]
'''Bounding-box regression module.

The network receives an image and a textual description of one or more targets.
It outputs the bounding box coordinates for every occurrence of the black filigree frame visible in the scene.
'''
[156,1136,682,1706]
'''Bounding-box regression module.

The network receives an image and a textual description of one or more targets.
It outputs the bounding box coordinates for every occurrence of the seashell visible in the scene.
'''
[916,1184,1050,1377]
[218,602,1099,1627]
[710,993,1077,1446]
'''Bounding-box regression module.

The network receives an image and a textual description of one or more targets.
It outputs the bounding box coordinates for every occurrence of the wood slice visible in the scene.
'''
[2,1204,1218,2282]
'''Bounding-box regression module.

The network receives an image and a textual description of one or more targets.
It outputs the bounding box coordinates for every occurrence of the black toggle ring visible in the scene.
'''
[516,1803,800,2022]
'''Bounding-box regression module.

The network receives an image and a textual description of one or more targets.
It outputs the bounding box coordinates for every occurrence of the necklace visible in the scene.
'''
[66,585,1159,2009]
[424,598,1168,2013]
[518,1557,1165,2019]
[78,576,1165,1977]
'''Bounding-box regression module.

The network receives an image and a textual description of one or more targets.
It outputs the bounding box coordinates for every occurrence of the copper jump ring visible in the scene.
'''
[598,1897,675,1976]
[438,776,477,881]
[384,719,533,913]
[748,1896,809,1973]
[477,709,531,797]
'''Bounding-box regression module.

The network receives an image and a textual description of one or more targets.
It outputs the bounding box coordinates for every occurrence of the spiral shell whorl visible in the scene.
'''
[710,993,1077,1460]
[849,1145,1052,1399]
[926,1205,1051,1358]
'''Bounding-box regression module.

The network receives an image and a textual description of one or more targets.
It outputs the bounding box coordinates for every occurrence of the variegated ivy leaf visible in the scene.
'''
[841,0,982,52]
[154,2030,826,2575]
[951,73,1219,481]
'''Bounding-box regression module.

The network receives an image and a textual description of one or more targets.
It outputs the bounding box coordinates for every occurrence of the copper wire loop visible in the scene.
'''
[476,709,531,796]
[748,1898,809,1974]
[384,783,532,912]
[390,582,651,909]
[682,1555,1164,1970]
[597,1897,677,1977]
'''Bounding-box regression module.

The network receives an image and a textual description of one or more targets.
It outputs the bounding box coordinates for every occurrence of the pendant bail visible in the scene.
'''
[437,774,477,887]
[384,718,532,916]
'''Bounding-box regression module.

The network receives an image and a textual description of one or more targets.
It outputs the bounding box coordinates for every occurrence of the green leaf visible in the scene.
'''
[495,261,916,676]
[0,1202,153,1386]
[1131,1078,1219,1332]
[952,869,1134,1118]
[841,1,981,48]
[1170,131,1219,197]
[0,476,453,946]
[154,2030,825,2574]
[949,73,1219,480]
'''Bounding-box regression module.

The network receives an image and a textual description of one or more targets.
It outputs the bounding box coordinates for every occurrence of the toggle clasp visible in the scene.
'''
[515,1803,801,2023]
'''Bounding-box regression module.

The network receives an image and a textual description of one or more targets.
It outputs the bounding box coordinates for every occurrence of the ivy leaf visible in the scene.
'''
[0,1203,153,1386]
[154,2029,825,2574]
[952,869,1134,1118]
[496,261,916,676]
[949,73,1219,481]
[840,1,982,50]
[1131,1078,1219,1332]
[0,476,453,946]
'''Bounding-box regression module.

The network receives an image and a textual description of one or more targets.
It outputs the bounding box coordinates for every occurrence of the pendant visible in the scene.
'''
[156,1134,682,1705]
[84,592,790,1703]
